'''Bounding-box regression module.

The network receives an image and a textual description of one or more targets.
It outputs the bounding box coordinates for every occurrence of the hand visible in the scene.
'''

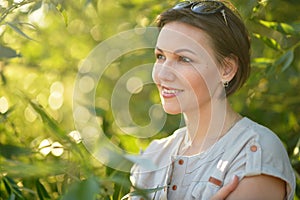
[210,175,239,200]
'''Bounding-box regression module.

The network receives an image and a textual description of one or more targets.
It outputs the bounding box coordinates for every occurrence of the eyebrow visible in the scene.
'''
[155,47,196,55]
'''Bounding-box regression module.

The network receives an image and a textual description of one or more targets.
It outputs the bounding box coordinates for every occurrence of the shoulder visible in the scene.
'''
[245,118,287,154]
[240,118,291,169]
[221,117,291,169]
[229,117,288,157]
[223,117,295,199]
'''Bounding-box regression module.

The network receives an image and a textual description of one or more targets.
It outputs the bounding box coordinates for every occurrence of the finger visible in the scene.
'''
[210,175,239,200]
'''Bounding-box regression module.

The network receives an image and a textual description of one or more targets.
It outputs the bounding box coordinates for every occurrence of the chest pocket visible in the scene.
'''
[191,181,220,199]
[182,149,224,186]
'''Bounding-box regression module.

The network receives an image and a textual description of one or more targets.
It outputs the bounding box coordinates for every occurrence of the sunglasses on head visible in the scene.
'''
[172,1,228,25]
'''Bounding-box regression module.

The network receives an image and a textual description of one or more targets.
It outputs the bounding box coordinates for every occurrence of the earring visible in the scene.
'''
[223,81,229,88]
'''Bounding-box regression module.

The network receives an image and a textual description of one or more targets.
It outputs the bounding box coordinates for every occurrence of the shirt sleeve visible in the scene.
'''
[223,126,295,200]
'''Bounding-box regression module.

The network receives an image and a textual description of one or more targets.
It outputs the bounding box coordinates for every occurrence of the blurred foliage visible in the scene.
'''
[0,0,299,199]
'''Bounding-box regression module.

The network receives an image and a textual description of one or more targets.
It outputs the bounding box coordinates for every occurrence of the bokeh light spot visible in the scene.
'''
[126,76,143,94]
[48,91,63,110]
[74,106,91,124]
[51,142,64,157]
[68,130,82,144]
[79,75,95,93]
[0,96,9,114]
[78,59,92,73]
[24,105,37,122]
[294,146,299,155]
[50,81,64,94]
[38,139,52,156]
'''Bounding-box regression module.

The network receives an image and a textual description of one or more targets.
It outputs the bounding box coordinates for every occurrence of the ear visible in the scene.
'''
[220,54,239,83]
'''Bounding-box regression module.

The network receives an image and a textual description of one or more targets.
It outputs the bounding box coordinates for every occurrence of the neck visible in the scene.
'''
[182,97,241,155]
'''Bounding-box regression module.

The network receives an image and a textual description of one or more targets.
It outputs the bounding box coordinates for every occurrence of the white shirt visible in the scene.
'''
[130,117,295,200]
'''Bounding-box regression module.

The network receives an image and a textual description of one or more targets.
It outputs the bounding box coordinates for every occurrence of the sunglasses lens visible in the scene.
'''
[173,1,193,10]
[191,2,223,14]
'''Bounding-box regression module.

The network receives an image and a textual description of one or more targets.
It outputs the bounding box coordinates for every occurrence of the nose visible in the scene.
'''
[153,62,176,83]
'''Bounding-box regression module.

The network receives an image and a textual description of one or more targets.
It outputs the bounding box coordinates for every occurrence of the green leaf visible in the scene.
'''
[0,45,20,59]
[62,177,100,200]
[1,159,67,177]
[8,193,16,200]
[85,0,93,7]
[0,143,31,159]
[94,106,107,116]
[252,57,274,69]
[247,0,260,17]
[18,95,85,159]
[274,50,294,72]
[0,70,7,85]
[29,1,42,14]
[3,177,12,195]
[108,172,131,200]
[259,20,300,36]
[36,179,51,200]
[6,22,35,40]
[253,33,281,51]
[2,176,24,199]
[122,185,165,200]
[55,3,69,26]
[28,100,67,140]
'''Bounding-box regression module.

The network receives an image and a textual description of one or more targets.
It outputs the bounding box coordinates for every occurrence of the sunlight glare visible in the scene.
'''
[68,130,82,144]
[294,146,299,155]
[38,139,52,156]
[0,96,9,114]
[51,142,64,157]
[28,3,47,27]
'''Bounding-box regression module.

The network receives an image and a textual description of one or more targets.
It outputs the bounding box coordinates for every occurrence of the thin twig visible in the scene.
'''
[0,0,36,24]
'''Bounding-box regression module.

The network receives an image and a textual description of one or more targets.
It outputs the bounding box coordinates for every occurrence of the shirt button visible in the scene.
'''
[178,159,184,165]
[250,145,258,152]
[172,185,177,190]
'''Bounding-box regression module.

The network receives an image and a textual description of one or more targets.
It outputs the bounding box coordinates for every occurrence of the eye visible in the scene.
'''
[155,53,165,61]
[179,56,192,63]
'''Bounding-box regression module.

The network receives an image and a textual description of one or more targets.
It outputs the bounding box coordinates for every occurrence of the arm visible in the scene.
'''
[225,174,286,200]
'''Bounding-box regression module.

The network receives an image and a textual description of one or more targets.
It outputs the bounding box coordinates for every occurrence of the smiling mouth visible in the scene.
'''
[161,86,184,98]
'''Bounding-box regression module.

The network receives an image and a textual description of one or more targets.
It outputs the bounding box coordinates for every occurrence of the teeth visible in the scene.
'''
[163,88,182,94]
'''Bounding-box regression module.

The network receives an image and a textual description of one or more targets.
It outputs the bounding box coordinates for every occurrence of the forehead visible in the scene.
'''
[156,21,214,55]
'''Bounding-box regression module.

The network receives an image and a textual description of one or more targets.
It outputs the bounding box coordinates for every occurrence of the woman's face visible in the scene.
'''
[152,21,224,115]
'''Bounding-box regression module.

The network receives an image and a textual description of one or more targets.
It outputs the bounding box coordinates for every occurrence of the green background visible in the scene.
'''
[0,0,299,199]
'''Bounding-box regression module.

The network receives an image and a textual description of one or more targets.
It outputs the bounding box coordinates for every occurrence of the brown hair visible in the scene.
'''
[155,1,251,96]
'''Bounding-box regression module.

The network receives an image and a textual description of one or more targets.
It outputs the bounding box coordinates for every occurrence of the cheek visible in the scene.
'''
[186,67,220,95]
[205,67,222,90]
[189,73,208,93]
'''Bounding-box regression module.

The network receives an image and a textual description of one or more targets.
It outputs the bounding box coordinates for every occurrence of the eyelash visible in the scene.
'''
[179,56,192,63]
[156,54,165,60]
[155,53,193,63]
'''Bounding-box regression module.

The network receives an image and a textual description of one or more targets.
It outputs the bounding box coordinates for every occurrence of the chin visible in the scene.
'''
[162,104,182,115]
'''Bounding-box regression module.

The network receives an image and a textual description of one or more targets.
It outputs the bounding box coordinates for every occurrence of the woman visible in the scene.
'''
[129,1,295,199]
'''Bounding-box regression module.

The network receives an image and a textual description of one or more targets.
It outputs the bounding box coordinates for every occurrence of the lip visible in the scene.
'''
[159,85,184,98]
